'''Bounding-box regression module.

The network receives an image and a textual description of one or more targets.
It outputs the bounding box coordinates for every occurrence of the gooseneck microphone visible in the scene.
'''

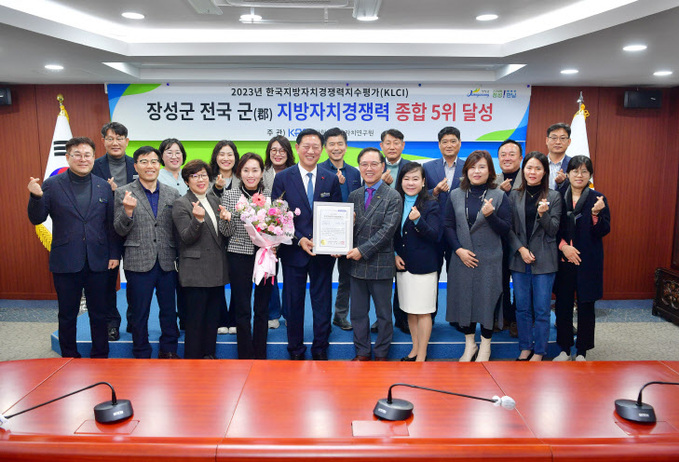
[374,383,515,421]
[615,381,679,423]
[0,381,133,427]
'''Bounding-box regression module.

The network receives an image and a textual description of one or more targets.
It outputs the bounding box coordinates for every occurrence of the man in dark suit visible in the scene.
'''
[91,122,136,341]
[319,127,361,331]
[423,126,465,319]
[347,148,402,361]
[27,137,121,358]
[546,122,572,196]
[272,128,342,360]
[495,139,524,337]
[114,146,181,359]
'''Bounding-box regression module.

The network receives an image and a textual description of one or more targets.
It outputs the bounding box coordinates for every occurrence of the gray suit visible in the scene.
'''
[348,182,402,358]
[173,191,229,288]
[114,180,179,272]
[508,189,562,274]
[113,179,181,358]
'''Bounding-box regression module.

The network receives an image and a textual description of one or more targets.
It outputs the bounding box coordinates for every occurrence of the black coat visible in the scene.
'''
[394,197,440,274]
[556,187,611,302]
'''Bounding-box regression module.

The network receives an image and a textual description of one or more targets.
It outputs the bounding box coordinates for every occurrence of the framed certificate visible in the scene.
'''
[312,202,354,255]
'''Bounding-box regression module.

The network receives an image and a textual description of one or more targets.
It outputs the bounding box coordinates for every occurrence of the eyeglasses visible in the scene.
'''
[570,169,591,177]
[69,152,94,160]
[270,148,287,155]
[548,136,569,142]
[104,137,127,143]
[189,173,209,180]
[164,151,183,158]
[137,159,160,166]
[359,162,381,169]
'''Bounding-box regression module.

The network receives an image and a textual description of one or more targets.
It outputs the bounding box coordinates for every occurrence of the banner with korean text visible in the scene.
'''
[108,83,530,163]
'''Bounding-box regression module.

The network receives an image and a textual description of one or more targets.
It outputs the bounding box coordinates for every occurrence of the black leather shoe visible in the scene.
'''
[333,317,353,331]
[290,353,305,360]
[108,327,120,341]
[203,354,216,359]
[158,351,181,359]
[351,355,371,361]
[370,321,378,333]
[401,355,417,362]
[312,351,328,360]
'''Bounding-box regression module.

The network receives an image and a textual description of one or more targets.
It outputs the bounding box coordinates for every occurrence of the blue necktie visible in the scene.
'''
[306,172,314,208]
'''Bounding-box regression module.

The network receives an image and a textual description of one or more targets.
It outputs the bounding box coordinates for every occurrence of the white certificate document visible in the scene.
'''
[312,202,354,255]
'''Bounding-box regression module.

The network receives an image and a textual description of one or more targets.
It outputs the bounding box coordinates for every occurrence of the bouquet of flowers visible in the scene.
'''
[236,192,300,284]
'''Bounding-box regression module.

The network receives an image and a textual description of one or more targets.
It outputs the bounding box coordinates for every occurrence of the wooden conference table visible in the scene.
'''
[1,359,679,461]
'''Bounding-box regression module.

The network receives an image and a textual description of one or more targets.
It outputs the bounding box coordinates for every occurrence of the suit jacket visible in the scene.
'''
[349,183,402,280]
[172,191,229,287]
[495,169,523,193]
[28,171,120,273]
[114,179,180,273]
[552,154,571,196]
[423,156,465,215]
[219,187,272,255]
[92,153,136,185]
[271,164,342,267]
[556,187,611,302]
[508,188,563,274]
[320,159,362,201]
[393,197,440,274]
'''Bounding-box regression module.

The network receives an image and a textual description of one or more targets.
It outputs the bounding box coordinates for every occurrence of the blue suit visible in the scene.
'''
[28,171,121,358]
[319,159,361,201]
[272,164,342,357]
[553,154,572,196]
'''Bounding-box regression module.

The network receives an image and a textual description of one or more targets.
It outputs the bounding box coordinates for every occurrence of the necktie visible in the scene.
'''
[306,172,314,208]
[365,187,375,210]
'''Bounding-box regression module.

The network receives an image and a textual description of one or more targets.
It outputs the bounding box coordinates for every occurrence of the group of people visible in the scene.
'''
[28,121,610,363]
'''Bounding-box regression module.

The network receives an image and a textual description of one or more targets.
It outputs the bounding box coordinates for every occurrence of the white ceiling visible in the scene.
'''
[0,0,678,87]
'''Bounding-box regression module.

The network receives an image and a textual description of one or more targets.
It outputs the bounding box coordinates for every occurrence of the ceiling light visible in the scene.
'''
[623,44,647,52]
[122,12,145,20]
[561,69,579,75]
[476,14,498,21]
[654,70,673,76]
[45,64,64,71]
[239,12,262,23]
[353,0,382,22]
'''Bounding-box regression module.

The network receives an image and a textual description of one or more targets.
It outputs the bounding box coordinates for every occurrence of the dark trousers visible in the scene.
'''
[125,261,179,358]
[53,266,109,358]
[334,256,351,321]
[282,255,334,356]
[104,267,122,329]
[183,286,222,359]
[229,252,273,359]
[350,277,393,358]
[554,261,596,354]
[176,282,187,330]
[268,260,286,321]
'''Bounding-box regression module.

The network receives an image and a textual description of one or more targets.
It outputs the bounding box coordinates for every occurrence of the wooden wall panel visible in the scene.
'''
[669,88,679,269]
[0,84,109,299]
[527,86,678,299]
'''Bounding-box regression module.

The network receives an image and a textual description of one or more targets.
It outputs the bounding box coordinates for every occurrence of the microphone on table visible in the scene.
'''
[0,381,133,427]
[373,383,516,421]
[615,381,679,423]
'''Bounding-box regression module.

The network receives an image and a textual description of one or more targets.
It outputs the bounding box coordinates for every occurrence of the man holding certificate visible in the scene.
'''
[347,148,403,361]
[272,129,341,361]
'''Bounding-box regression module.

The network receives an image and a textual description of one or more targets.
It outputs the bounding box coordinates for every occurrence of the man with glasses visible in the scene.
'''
[114,146,181,359]
[347,148,402,361]
[28,137,121,358]
[272,128,341,360]
[92,122,136,341]
[546,122,572,195]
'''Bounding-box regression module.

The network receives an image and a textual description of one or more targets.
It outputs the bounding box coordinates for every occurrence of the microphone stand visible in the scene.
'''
[0,381,133,427]
[615,381,679,423]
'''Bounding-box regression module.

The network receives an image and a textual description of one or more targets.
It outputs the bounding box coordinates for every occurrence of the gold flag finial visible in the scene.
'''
[57,93,69,121]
